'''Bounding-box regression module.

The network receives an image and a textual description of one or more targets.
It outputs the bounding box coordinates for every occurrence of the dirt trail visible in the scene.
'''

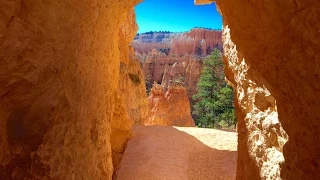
[115,125,237,180]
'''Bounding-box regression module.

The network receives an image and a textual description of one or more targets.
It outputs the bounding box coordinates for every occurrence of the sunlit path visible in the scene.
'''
[115,125,237,180]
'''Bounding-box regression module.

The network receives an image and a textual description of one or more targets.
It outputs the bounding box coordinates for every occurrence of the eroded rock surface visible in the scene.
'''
[142,50,202,102]
[145,83,195,127]
[135,29,223,104]
[0,1,141,179]
[196,0,320,179]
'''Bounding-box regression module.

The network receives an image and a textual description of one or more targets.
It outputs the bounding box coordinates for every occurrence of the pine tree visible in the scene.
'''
[192,49,236,128]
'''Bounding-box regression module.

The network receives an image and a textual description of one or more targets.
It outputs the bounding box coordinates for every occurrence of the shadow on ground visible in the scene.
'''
[115,125,237,180]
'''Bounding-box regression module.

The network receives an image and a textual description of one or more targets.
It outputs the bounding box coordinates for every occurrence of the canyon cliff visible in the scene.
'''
[142,50,202,102]
[134,28,222,103]
[145,83,195,127]
[133,28,222,56]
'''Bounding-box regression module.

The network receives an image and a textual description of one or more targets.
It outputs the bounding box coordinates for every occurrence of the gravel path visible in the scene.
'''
[115,125,237,180]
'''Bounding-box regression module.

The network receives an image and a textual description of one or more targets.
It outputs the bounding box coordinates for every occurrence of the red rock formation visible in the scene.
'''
[170,28,222,56]
[161,58,203,102]
[135,29,222,104]
[132,28,222,57]
[142,51,202,102]
[145,83,195,127]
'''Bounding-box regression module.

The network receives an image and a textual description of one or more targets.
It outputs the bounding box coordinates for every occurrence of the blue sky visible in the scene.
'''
[135,0,222,33]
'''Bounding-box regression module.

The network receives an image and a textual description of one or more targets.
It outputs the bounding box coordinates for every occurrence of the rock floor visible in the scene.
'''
[115,125,237,180]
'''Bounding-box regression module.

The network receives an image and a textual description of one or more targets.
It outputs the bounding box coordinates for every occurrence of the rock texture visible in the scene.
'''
[142,50,203,101]
[170,28,223,56]
[0,1,140,179]
[112,55,149,171]
[134,29,222,104]
[119,57,150,126]
[196,0,320,179]
[145,83,195,127]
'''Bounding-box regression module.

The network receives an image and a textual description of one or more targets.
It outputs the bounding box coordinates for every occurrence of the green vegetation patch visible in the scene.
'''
[192,49,236,129]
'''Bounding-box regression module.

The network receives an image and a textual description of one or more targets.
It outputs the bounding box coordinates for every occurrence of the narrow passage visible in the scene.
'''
[115,125,237,180]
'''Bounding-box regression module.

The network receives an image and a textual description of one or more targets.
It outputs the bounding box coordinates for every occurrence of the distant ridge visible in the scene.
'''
[137,27,222,35]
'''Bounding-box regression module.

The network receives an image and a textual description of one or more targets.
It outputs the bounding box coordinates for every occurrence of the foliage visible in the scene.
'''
[196,46,203,56]
[145,74,153,95]
[193,27,222,31]
[192,49,236,128]
[140,31,172,35]
[158,48,170,55]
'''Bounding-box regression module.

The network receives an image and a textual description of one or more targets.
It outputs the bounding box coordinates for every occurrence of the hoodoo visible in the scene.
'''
[145,83,195,127]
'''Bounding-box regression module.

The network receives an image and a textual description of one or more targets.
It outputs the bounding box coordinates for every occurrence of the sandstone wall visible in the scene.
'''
[0,1,140,179]
[119,54,150,126]
[145,83,195,127]
[196,0,320,179]
[111,9,150,173]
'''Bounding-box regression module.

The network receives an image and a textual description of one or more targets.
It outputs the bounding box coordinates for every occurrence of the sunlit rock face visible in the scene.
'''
[145,83,195,127]
[142,51,203,102]
[0,0,140,179]
[170,28,222,56]
[196,0,320,179]
[134,29,222,104]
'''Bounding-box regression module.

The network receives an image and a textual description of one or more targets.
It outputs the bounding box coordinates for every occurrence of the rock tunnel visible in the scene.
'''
[0,0,319,179]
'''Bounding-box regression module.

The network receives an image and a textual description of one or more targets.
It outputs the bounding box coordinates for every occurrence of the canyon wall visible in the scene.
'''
[0,0,140,179]
[120,56,150,125]
[170,28,222,56]
[145,83,195,127]
[196,0,320,179]
[133,28,222,56]
[112,10,150,173]
[112,53,149,172]
[142,51,202,101]
[135,29,222,103]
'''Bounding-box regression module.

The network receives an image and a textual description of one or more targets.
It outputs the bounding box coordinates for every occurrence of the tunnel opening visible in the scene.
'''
[114,0,239,179]
[115,0,291,179]
[1,0,319,179]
